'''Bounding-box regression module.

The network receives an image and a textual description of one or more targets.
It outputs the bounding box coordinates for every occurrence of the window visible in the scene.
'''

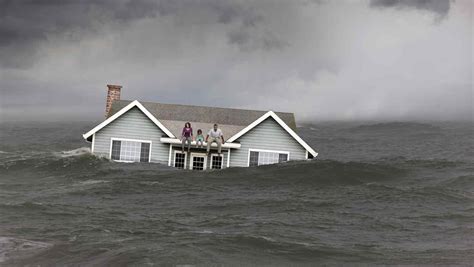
[248,149,289,167]
[249,151,259,167]
[278,153,288,163]
[140,143,151,162]
[111,140,121,160]
[174,152,186,169]
[190,153,207,170]
[110,139,151,162]
[192,156,206,170]
[211,154,223,169]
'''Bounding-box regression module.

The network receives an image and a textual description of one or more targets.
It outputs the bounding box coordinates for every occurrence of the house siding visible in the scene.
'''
[229,117,307,167]
[93,107,169,163]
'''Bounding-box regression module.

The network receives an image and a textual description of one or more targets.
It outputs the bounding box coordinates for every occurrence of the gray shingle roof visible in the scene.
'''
[108,100,297,138]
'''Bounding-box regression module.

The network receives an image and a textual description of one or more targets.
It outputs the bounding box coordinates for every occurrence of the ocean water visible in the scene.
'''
[0,121,473,265]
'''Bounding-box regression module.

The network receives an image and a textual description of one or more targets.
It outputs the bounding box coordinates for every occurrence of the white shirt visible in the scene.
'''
[208,128,223,138]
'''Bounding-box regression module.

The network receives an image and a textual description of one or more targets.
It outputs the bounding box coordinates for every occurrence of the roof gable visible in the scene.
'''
[83,100,175,140]
[227,111,318,157]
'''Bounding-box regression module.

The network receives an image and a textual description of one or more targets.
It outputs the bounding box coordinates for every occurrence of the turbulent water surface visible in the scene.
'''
[0,121,473,265]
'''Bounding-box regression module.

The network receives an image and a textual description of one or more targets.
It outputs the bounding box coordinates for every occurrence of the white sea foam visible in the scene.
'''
[0,237,52,263]
[257,235,276,242]
[138,181,164,186]
[56,147,91,158]
[77,180,109,186]
[196,230,214,234]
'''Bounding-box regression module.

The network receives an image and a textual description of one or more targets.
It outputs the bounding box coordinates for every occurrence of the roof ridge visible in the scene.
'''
[117,99,295,115]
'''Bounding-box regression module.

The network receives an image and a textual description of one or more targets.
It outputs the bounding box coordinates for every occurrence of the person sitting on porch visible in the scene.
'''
[206,124,225,155]
[181,122,193,153]
[195,129,205,148]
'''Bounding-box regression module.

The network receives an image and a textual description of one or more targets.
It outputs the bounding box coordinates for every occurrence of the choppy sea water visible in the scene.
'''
[0,121,473,265]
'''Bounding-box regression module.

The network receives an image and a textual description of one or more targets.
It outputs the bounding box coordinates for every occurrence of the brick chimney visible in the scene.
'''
[105,84,122,117]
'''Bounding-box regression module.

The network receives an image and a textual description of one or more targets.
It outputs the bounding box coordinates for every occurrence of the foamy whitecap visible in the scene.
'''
[56,147,91,158]
[257,235,276,242]
[138,181,164,186]
[77,180,109,186]
[0,237,52,263]
[196,230,214,234]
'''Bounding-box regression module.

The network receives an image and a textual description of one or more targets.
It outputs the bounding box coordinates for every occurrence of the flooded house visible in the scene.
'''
[83,85,318,170]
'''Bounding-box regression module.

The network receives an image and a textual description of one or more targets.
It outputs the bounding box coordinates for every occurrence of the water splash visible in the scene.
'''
[0,237,52,263]
[55,147,91,158]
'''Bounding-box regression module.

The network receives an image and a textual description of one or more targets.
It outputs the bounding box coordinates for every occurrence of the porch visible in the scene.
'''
[161,138,237,170]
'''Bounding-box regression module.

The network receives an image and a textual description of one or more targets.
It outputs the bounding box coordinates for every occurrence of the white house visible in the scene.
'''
[83,85,318,170]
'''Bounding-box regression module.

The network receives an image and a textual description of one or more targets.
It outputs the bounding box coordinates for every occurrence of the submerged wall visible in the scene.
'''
[229,117,307,167]
[93,107,169,163]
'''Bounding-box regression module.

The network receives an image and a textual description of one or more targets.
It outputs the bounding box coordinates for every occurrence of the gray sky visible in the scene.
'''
[0,0,472,122]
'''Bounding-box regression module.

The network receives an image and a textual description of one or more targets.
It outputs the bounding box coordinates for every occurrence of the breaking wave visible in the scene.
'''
[55,147,91,158]
[0,237,52,263]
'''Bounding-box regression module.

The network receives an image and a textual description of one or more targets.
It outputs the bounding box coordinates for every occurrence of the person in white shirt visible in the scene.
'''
[206,124,225,155]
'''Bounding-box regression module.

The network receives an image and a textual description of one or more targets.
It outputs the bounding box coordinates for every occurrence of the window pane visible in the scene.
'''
[174,153,186,169]
[140,143,150,162]
[192,156,205,170]
[258,151,279,165]
[111,140,121,160]
[250,151,287,166]
[212,155,223,169]
[279,153,288,163]
[120,140,141,162]
[249,151,259,167]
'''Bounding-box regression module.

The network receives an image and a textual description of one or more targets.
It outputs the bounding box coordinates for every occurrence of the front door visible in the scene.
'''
[190,153,207,170]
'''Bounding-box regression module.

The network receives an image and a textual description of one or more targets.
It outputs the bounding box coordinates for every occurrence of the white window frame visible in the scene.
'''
[173,150,188,169]
[190,152,208,170]
[210,153,224,169]
[247,148,290,167]
[109,137,152,163]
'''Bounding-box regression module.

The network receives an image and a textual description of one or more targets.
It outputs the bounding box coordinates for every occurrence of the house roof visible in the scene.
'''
[107,100,297,138]
[83,99,317,157]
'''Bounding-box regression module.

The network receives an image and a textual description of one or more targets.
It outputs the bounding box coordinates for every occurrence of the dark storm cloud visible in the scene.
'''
[0,0,270,68]
[0,0,164,68]
[370,0,452,18]
[0,0,471,122]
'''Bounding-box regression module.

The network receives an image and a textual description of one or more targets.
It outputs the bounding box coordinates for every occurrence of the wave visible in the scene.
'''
[351,122,441,131]
[0,148,106,173]
[0,237,52,263]
[54,147,91,158]
[76,179,110,186]
[1,147,472,190]
[437,175,474,189]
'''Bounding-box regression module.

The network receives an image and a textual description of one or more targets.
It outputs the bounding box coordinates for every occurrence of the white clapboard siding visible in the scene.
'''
[93,107,169,163]
[229,117,307,167]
